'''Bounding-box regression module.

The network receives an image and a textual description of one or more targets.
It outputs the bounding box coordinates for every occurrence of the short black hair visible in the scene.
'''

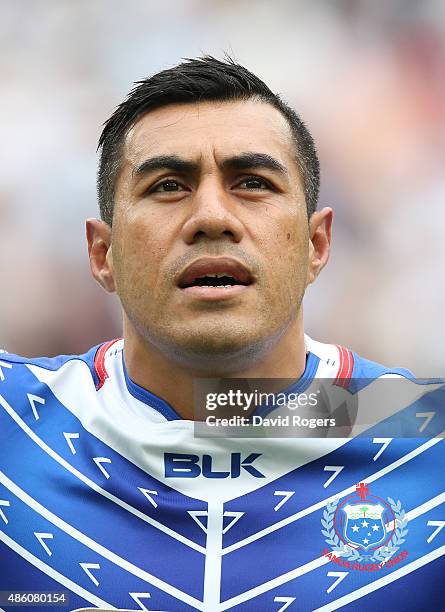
[97,56,320,226]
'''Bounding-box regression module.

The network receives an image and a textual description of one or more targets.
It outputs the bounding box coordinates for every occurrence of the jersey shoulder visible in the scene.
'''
[0,339,123,390]
[350,351,414,379]
[305,334,415,391]
[0,339,125,435]
[0,343,98,379]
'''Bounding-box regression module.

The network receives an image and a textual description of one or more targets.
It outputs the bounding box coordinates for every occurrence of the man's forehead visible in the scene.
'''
[122,99,296,167]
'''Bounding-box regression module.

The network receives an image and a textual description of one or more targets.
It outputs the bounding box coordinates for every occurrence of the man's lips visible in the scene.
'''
[176,257,254,289]
[179,284,250,301]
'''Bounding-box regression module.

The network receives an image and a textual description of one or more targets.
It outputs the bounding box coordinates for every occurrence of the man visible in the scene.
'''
[0,57,443,612]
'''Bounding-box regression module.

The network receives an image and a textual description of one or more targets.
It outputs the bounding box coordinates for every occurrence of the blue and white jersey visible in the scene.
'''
[0,336,443,612]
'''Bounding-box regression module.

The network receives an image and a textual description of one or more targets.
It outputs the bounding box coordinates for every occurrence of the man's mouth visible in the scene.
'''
[176,257,254,300]
[182,272,247,288]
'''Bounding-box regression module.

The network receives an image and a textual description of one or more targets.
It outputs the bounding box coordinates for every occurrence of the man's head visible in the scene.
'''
[97,56,320,227]
[88,56,332,372]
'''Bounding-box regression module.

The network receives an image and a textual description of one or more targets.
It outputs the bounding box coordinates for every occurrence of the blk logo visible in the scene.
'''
[164,452,265,478]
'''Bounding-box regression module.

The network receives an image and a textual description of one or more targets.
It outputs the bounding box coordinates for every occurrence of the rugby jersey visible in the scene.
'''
[0,336,443,611]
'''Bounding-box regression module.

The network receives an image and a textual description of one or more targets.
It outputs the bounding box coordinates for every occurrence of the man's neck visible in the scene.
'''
[122,314,307,420]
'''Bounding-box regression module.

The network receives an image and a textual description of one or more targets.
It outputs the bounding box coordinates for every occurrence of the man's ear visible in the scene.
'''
[86,218,116,293]
[306,207,333,286]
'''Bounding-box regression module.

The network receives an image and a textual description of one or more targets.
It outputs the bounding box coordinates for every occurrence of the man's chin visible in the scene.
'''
[154,326,271,372]
[144,325,265,372]
[177,333,253,358]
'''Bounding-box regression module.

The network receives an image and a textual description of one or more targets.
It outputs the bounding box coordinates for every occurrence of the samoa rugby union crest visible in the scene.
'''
[322,483,409,570]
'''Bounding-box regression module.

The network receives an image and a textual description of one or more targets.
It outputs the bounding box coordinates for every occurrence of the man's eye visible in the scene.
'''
[237,177,271,190]
[152,180,184,193]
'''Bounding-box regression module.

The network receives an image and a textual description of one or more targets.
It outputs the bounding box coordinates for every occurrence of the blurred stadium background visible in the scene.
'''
[1,0,444,375]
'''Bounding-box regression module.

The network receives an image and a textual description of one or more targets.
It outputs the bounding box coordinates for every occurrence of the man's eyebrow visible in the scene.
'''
[132,155,198,178]
[132,152,288,180]
[221,153,288,175]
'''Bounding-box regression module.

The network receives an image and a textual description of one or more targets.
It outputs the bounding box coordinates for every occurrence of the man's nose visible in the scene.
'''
[180,178,244,244]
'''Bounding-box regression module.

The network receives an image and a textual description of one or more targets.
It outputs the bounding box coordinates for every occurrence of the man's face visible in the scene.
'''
[110,99,312,366]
